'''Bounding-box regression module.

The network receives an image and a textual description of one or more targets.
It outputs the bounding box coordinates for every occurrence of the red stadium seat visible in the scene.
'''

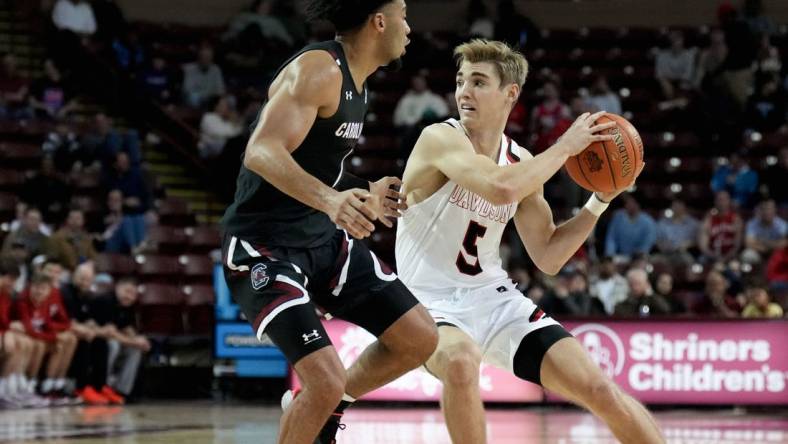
[0,169,26,192]
[157,198,196,227]
[95,253,137,276]
[135,254,182,281]
[146,225,189,254]
[137,283,185,335]
[179,254,214,284]
[185,226,220,253]
[182,285,214,335]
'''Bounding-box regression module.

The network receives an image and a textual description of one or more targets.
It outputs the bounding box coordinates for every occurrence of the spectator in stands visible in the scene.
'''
[51,0,96,37]
[2,207,50,259]
[393,74,449,130]
[61,262,124,404]
[529,81,571,148]
[588,256,629,315]
[101,189,149,254]
[655,199,700,264]
[92,277,149,398]
[102,152,152,215]
[695,269,742,317]
[223,0,295,48]
[42,123,84,173]
[655,30,695,101]
[754,34,782,82]
[718,4,757,109]
[653,272,687,315]
[29,59,78,120]
[138,54,175,104]
[743,0,777,37]
[762,147,788,207]
[744,75,786,133]
[182,44,226,108]
[766,235,788,289]
[14,272,78,402]
[509,263,531,293]
[741,284,783,318]
[111,30,146,72]
[742,199,787,263]
[699,191,743,263]
[711,152,759,208]
[0,258,39,408]
[198,95,243,159]
[83,113,142,171]
[8,202,51,236]
[494,0,540,50]
[21,155,72,222]
[604,194,657,259]
[0,53,32,120]
[614,268,671,317]
[45,209,97,270]
[466,0,494,39]
[584,75,622,116]
[694,28,727,91]
[559,271,605,316]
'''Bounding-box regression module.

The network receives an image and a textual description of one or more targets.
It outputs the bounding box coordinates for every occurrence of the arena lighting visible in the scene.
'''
[664,209,674,218]
[623,111,633,119]
[669,157,682,167]
[581,66,592,75]
[623,65,634,75]
[135,254,146,264]
[0,222,8,232]
[670,183,682,193]
[717,157,729,165]
[699,25,710,34]
[366,113,378,122]
[645,263,654,274]
[691,263,704,274]
[742,263,753,273]
[663,131,675,143]
[540,66,552,75]
[766,156,778,166]
[183,285,193,295]
[578,27,589,37]
[571,207,580,216]
[178,255,189,265]
[351,157,362,167]
[619,88,631,98]
[750,131,763,142]
[578,87,589,96]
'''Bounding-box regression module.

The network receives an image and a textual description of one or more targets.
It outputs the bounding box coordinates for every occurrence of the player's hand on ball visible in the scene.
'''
[596,161,646,203]
[369,176,408,227]
[557,111,617,157]
[327,189,378,239]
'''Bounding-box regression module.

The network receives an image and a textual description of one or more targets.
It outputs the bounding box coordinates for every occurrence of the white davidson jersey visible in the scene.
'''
[396,118,526,293]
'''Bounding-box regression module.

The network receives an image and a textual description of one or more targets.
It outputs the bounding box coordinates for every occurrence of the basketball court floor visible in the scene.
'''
[0,403,785,443]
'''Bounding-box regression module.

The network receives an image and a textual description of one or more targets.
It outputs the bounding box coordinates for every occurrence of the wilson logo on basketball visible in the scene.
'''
[582,150,604,172]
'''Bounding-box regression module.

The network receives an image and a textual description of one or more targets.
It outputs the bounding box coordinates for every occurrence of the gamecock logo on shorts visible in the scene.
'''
[582,150,604,173]
[570,323,625,378]
[251,263,269,290]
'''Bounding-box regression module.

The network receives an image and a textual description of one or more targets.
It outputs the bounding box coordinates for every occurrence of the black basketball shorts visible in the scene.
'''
[221,229,419,365]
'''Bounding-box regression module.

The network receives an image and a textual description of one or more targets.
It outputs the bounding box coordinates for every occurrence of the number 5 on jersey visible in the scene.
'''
[456,221,487,276]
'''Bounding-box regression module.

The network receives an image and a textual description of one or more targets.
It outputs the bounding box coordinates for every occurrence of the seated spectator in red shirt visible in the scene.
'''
[699,191,743,263]
[529,80,570,152]
[15,272,78,401]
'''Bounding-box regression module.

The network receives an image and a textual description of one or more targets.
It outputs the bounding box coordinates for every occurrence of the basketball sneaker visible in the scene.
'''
[280,389,346,444]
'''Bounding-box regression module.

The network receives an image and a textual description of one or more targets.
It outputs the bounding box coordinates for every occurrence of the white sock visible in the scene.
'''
[0,377,7,396]
[8,374,20,395]
[54,378,65,390]
[42,378,54,393]
[342,393,356,403]
[28,378,38,394]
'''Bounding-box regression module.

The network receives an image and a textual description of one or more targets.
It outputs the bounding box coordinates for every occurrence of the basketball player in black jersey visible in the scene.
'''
[220,1,438,443]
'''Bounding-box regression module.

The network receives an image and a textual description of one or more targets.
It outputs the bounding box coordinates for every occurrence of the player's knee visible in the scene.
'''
[301,361,347,408]
[438,345,481,387]
[582,379,624,415]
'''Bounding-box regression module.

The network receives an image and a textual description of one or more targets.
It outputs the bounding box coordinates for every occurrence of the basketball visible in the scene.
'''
[564,113,644,193]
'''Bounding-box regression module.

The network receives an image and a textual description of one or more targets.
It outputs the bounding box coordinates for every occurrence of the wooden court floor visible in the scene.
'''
[0,402,785,443]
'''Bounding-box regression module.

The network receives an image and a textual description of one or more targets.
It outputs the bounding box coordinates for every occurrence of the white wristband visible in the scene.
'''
[584,193,609,217]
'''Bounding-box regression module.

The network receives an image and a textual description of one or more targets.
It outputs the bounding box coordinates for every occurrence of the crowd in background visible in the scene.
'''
[0,0,786,409]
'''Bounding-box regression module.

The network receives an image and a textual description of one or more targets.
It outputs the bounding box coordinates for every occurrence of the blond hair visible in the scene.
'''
[453,39,528,89]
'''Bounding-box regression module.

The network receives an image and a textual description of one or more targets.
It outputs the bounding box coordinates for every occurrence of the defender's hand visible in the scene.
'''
[555,111,616,157]
[326,189,378,239]
[368,177,408,228]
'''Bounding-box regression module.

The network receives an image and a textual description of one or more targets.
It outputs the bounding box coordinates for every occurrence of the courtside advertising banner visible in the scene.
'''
[290,319,543,402]
[555,321,788,405]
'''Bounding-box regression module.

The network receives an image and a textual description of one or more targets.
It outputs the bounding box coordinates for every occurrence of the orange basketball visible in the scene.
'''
[564,113,644,194]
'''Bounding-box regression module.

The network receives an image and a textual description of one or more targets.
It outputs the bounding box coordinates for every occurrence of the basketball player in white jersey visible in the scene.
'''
[396,39,664,443]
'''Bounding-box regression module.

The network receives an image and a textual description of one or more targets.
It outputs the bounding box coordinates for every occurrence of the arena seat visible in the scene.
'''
[182,284,215,335]
[146,225,189,254]
[157,198,196,226]
[185,226,221,253]
[136,254,182,281]
[179,254,214,284]
[137,283,185,335]
[0,169,26,192]
[95,253,137,276]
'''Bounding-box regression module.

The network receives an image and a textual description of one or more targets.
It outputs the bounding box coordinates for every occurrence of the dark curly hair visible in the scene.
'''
[304,0,395,33]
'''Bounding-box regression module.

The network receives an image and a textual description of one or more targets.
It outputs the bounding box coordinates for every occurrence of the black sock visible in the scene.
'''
[335,399,353,414]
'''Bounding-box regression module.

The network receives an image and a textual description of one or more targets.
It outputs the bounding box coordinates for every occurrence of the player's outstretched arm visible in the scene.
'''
[515,164,645,275]
[415,112,616,206]
[242,51,380,239]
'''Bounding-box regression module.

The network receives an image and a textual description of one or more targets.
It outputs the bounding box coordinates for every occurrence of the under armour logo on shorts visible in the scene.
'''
[345,91,353,100]
[302,329,322,345]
